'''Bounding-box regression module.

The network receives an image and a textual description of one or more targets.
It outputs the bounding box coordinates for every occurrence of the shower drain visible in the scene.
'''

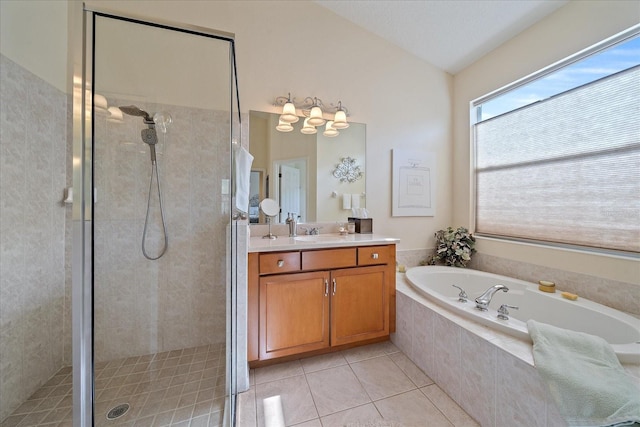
[106,403,130,420]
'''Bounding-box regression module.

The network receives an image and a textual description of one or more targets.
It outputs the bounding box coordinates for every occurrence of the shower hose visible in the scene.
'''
[142,160,168,260]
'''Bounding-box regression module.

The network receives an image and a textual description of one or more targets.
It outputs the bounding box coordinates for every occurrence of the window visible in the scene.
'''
[472,28,640,255]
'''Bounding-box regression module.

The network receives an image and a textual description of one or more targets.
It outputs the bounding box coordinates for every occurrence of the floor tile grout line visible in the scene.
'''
[300,361,322,425]
[416,384,459,427]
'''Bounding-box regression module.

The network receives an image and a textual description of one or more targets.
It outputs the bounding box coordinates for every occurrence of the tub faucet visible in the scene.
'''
[475,284,509,311]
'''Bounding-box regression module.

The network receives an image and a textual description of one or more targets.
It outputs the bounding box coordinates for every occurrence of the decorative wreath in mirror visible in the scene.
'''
[332,157,364,183]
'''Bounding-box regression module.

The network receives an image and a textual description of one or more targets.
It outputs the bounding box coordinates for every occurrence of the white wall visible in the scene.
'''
[85,0,454,251]
[452,0,640,285]
[0,0,68,92]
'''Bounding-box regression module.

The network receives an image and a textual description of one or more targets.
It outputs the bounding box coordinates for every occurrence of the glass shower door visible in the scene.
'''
[77,10,239,426]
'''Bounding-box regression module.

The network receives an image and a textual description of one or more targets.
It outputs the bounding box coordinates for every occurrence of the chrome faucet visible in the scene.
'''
[475,284,509,311]
[300,226,320,235]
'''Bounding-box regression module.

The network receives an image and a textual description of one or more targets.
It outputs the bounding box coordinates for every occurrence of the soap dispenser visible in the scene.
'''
[286,213,298,237]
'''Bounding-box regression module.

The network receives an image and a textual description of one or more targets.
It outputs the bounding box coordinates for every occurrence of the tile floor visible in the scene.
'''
[1,343,227,427]
[236,341,480,427]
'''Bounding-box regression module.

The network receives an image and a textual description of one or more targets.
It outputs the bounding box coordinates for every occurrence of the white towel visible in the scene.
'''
[527,320,640,427]
[233,144,254,213]
[343,193,352,210]
[351,193,361,209]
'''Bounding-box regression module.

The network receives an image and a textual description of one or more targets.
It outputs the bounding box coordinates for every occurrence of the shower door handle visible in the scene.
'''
[232,211,247,220]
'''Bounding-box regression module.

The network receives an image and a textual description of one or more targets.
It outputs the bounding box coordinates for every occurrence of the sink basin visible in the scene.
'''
[293,235,348,243]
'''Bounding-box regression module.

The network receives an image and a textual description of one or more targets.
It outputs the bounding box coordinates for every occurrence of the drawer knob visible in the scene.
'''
[371,253,379,259]
[277,260,284,267]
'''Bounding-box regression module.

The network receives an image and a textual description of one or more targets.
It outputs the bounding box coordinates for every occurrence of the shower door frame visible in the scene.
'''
[72,6,240,426]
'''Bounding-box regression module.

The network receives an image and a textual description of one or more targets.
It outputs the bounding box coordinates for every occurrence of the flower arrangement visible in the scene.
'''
[426,226,476,268]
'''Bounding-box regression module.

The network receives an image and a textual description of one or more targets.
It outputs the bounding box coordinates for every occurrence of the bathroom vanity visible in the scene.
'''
[247,234,398,365]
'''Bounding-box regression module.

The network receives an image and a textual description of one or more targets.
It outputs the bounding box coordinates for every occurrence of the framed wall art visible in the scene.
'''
[392,149,436,217]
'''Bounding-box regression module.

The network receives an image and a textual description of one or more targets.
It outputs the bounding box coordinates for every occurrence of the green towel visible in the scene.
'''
[527,320,640,427]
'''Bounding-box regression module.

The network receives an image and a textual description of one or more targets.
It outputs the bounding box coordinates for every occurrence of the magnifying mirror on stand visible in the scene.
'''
[260,198,280,239]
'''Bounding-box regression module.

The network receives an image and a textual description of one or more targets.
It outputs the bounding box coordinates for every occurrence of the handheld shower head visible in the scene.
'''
[119,105,152,122]
[120,105,159,163]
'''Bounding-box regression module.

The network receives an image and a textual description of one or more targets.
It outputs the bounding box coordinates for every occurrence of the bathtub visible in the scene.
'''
[405,266,640,364]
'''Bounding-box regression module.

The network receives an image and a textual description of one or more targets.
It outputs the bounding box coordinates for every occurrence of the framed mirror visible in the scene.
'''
[249,111,366,224]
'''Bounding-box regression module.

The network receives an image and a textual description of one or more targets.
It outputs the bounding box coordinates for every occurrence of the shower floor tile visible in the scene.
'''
[1,343,226,427]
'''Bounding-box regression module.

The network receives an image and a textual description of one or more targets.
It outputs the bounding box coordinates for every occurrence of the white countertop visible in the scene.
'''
[248,233,400,253]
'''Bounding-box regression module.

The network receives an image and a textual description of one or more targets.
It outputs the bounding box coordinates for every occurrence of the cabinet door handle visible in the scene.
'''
[332,278,337,296]
[371,253,379,259]
[277,260,284,268]
[324,279,329,297]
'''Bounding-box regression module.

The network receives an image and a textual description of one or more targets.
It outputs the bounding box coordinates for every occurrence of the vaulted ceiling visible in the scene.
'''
[314,0,568,74]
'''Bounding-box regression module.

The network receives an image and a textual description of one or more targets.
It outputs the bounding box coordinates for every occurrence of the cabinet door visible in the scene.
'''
[259,271,330,360]
[330,265,389,346]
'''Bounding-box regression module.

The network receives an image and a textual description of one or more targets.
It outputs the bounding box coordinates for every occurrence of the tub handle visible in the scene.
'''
[497,304,518,320]
[452,285,468,303]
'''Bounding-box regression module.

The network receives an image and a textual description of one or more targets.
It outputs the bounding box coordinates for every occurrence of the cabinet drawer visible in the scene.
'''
[358,245,390,266]
[259,252,301,275]
[302,248,357,270]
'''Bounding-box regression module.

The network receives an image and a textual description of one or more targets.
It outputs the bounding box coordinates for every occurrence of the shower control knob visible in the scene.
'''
[497,304,518,320]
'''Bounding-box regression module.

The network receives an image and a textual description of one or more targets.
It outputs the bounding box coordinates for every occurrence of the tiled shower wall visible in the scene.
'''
[92,98,230,362]
[0,54,69,421]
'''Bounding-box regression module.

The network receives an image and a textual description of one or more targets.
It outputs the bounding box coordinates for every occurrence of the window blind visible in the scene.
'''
[474,66,640,253]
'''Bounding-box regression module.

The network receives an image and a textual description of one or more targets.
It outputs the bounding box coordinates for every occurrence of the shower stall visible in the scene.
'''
[72,8,242,427]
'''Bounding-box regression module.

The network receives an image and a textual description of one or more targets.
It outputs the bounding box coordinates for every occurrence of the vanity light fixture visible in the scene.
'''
[94,93,109,113]
[274,93,349,135]
[332,102,349,129]
[107,106,124,123]
[275,118,293,132]
[300,118,317,135]
[279,94,299,124]
[323,121,339,137]
[307,99,326,127]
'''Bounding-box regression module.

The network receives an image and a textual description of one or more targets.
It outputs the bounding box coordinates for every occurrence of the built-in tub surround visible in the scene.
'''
[470,252,640,317]
[0,54,69,422]
[405,266,640,364]
[395,249,640,317]
[392,275,640,427]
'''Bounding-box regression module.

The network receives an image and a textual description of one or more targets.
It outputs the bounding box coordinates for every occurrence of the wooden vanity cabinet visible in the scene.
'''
[330,265,389,346]
[259,271,330,360]
[248,244,395,363]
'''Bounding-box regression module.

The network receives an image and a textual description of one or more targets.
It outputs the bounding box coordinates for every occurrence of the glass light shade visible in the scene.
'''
[332,109,349,129]
[323,121,339,137]
[276,119,293,132]
[107,106,124,122]
[300,118,317,135]
[280,102,299,123]
[307,106,326,126]
[94,94,108,112]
